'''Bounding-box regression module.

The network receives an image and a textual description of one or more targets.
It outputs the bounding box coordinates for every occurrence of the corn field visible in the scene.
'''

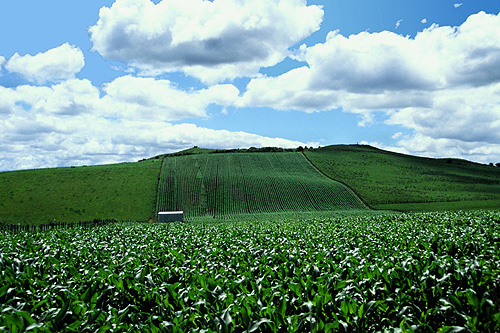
[1,210,499,332]
[156,152,366,219]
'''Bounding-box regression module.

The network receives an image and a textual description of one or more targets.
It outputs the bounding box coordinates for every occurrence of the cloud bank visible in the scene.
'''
[0,77,307,171]
[89,0,323,83]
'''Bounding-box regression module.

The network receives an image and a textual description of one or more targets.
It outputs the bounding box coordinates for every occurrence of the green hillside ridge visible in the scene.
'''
[0,161,160,224]
[1,144,499,224]
[146,146,216,160]
[156,152,367,219]
[304,145,500,211]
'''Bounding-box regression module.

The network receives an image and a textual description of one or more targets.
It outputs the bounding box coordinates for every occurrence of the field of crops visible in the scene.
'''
[1,210,499,332]
[156,152,366,219]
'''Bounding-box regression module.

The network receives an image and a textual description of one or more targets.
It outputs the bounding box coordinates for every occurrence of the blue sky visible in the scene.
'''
[1,0,500,170]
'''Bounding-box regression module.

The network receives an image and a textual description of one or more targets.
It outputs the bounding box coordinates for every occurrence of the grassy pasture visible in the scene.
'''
[304,145,500,211]
[0,160,160,224]
[156,152,367,219]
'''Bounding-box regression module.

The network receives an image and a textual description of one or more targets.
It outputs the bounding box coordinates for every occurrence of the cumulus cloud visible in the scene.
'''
[238,67,339,112]
[395,19,403,29]
[0,76,305,170]
[307,30,437,93]
[89,0,323,83]
[101,75,240,121]
[386,84,500,144]
[454,3,463,8]
[5,43,85,84]
[0,118,307,170]
[239,11,500,163]
[421,18,427,24]
[377,133,500,164]
[0,55,5,68]
[244,11,500,102]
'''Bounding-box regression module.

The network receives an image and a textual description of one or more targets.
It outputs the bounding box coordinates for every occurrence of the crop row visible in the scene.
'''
[1,210,499,332]
[156,152,366,219]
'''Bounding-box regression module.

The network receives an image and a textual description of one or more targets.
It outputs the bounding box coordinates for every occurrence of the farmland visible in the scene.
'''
[1,210,499,331]
[156,152,367,219]
[2,145,500,224]
[304,145,500,211]
[0,161,160,224]
[1,146,499,331]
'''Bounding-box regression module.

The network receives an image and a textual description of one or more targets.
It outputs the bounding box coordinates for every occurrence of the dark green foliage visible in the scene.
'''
[148,146,305,160]
[1,211,499,331]
[156,152,366,219]
[304,145,500,211]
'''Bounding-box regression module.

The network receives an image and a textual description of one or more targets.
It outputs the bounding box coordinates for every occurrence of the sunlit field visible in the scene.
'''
[1,210,499,332]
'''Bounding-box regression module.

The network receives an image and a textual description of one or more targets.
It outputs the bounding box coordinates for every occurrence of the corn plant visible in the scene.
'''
[156,152,366,219]
[1,210,499,331]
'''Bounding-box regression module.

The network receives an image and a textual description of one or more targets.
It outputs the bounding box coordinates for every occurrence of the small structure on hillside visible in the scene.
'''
[158,211,184,222]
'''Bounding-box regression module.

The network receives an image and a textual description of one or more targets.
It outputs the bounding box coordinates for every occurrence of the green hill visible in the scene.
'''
[1,144,500,224]
[0,161,160,224]
[304,145,500,211]
[156,152,367,219]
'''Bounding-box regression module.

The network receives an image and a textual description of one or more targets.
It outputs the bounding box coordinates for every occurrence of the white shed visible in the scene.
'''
[158,211,184,222]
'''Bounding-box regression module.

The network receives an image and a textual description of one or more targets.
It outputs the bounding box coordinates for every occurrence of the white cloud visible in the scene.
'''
[392,132,403,139]
[32,79,101,116]
[386,84,500,145]
[0,55,5,68]
[5,43,85,84]
[383,133,500,164]
[238,67,341,113]
[0,76,305,170]
[89,0,323,83]
[242,11,500,102]
[421,18,427,24]
[0,117,308,170]
[239,11,500,163]
[454,3,463,8]
[101,75,239,121]
[306,30,437,93]
[395,19,403,29]
[244,11,500,99]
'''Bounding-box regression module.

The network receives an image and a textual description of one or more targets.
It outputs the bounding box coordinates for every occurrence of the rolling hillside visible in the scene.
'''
[304,145,500,211]
[0,161,160,224]
[1,144,500,224]
[156,152,367,219]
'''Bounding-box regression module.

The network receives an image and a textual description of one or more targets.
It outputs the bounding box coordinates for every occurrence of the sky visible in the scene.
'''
[1,0,500,171]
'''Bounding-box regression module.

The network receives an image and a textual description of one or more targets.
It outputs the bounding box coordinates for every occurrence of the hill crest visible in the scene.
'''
[1,144,500,224]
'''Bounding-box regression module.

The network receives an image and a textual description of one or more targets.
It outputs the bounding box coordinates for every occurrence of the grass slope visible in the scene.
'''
[304,145,500,211]
[156,152,367,219]
[0,160,160,224]
[2,144,499,224]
